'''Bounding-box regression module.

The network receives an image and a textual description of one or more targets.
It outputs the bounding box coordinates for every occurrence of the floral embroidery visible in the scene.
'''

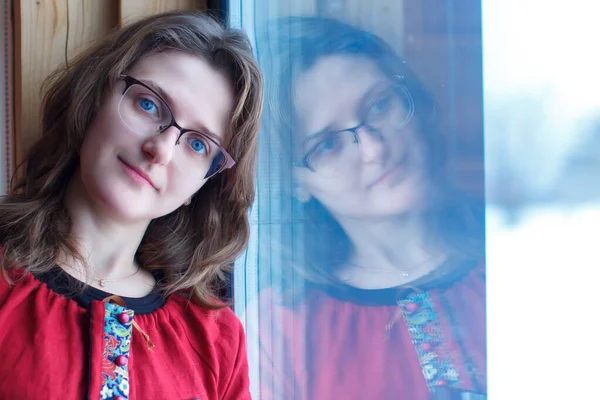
[100,302,134,400]
[399,291,460,391]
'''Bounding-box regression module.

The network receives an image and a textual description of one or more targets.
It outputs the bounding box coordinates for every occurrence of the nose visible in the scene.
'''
[357,126,388,164]
[141,126,179,165]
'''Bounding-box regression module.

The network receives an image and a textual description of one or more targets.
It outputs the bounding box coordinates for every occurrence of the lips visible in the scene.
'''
[118,157,158,190]
[368,154,410,189]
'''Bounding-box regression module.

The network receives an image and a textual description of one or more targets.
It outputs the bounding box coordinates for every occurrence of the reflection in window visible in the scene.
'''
[233,3,487,398]
[231,0,600,398]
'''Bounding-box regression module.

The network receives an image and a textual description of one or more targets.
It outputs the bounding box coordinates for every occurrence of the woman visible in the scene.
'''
[0,12,262,400]
[254,17,486,399]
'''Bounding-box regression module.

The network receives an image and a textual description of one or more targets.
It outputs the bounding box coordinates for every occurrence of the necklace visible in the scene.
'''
[347,253,448,277]
[94,266,141,287]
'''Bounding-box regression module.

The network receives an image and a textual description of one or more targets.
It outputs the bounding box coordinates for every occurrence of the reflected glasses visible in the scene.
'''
[294,83,414,175]
[117,75,235,179]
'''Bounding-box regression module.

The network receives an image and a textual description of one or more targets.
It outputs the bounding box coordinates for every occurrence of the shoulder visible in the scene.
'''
[0,268,41,301]
[460,258,485,288]
[436,258,485,305]
[160,295,251,397]
[0,268,68,326]
[165,294,246,350]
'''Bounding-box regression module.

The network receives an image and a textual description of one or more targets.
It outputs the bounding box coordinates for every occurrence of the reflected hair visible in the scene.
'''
[261,16,483,292]
[0,11,263,309]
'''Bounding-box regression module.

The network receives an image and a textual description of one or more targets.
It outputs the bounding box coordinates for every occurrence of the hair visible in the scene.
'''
[260,16,483,291]
[0,11,263,309]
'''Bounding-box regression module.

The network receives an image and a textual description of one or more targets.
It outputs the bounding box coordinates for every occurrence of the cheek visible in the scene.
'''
[83,109,123,150]
[165,170,207,202]
[83,114,142,158]
[79,126,106,172]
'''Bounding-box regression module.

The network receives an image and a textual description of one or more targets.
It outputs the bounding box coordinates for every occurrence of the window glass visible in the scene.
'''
[230,1,599,398]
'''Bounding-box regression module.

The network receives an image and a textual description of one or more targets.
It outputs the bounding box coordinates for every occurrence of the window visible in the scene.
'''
[230,1,599,398]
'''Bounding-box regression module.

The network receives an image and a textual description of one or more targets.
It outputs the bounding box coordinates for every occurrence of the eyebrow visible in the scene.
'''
[303,125,335,148]
[137,77,224,145]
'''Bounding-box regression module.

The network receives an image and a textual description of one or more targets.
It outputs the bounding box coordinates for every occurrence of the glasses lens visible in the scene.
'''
[179,131,229,179]
[306,130,359,176]
[118,84,172,136]
[366,85,414,132]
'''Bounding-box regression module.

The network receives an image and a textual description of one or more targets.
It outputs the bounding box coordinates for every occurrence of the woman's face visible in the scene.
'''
[293,55,428,220]
[75,50,234,222]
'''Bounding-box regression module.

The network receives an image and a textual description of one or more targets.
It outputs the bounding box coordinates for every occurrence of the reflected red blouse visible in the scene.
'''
[0,268,251,400]
[256,261,486,400]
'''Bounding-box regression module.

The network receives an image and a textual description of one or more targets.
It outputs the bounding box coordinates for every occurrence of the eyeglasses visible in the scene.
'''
[293,83,414,176]
[117,75,235,179]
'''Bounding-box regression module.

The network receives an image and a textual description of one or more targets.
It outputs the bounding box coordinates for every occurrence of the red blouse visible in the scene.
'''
[0,268,251,400]
[254,261,486,400]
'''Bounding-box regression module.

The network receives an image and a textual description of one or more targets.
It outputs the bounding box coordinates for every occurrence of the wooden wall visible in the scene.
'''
[13,0,207,167]
[1,1,13,192]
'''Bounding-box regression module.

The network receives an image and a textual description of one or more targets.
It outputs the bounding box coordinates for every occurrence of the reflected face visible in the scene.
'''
[74,50,234,222]
[293,55,428,220]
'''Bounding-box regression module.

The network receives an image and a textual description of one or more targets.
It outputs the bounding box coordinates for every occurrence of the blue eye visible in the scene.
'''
[317,138,338,153]
[314,134,344,156]
[138,97,158,115]
[370,93,392,116]
[189,138,208,155]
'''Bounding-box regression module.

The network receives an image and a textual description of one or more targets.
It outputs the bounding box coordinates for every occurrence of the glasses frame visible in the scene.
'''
[293,81,414,173]
[118,74,236,178]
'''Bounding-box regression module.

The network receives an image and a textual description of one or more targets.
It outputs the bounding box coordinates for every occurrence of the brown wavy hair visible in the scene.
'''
[0,11,263,308]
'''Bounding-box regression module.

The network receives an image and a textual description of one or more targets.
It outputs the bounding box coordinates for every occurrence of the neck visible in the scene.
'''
[333,212,446,288]
[61,176,150,280]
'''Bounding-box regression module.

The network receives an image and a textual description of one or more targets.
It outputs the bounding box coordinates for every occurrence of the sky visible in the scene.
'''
[483,0,600,116]
[483,0,600,197]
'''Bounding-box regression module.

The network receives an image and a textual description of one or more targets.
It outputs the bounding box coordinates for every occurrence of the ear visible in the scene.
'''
[293,186,311,203]
[292,165,312,203]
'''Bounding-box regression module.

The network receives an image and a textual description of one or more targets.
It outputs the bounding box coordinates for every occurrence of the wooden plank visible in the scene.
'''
[119,0,207,24]
[1,0,14,192]
[13,0,23,181]
[15,0,118,164]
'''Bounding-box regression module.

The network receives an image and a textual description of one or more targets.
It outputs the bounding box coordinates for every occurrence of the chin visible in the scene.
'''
[372,188,425,211]
[90,183,154,222]
[357,206,419,220]
[332,198,419,220]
